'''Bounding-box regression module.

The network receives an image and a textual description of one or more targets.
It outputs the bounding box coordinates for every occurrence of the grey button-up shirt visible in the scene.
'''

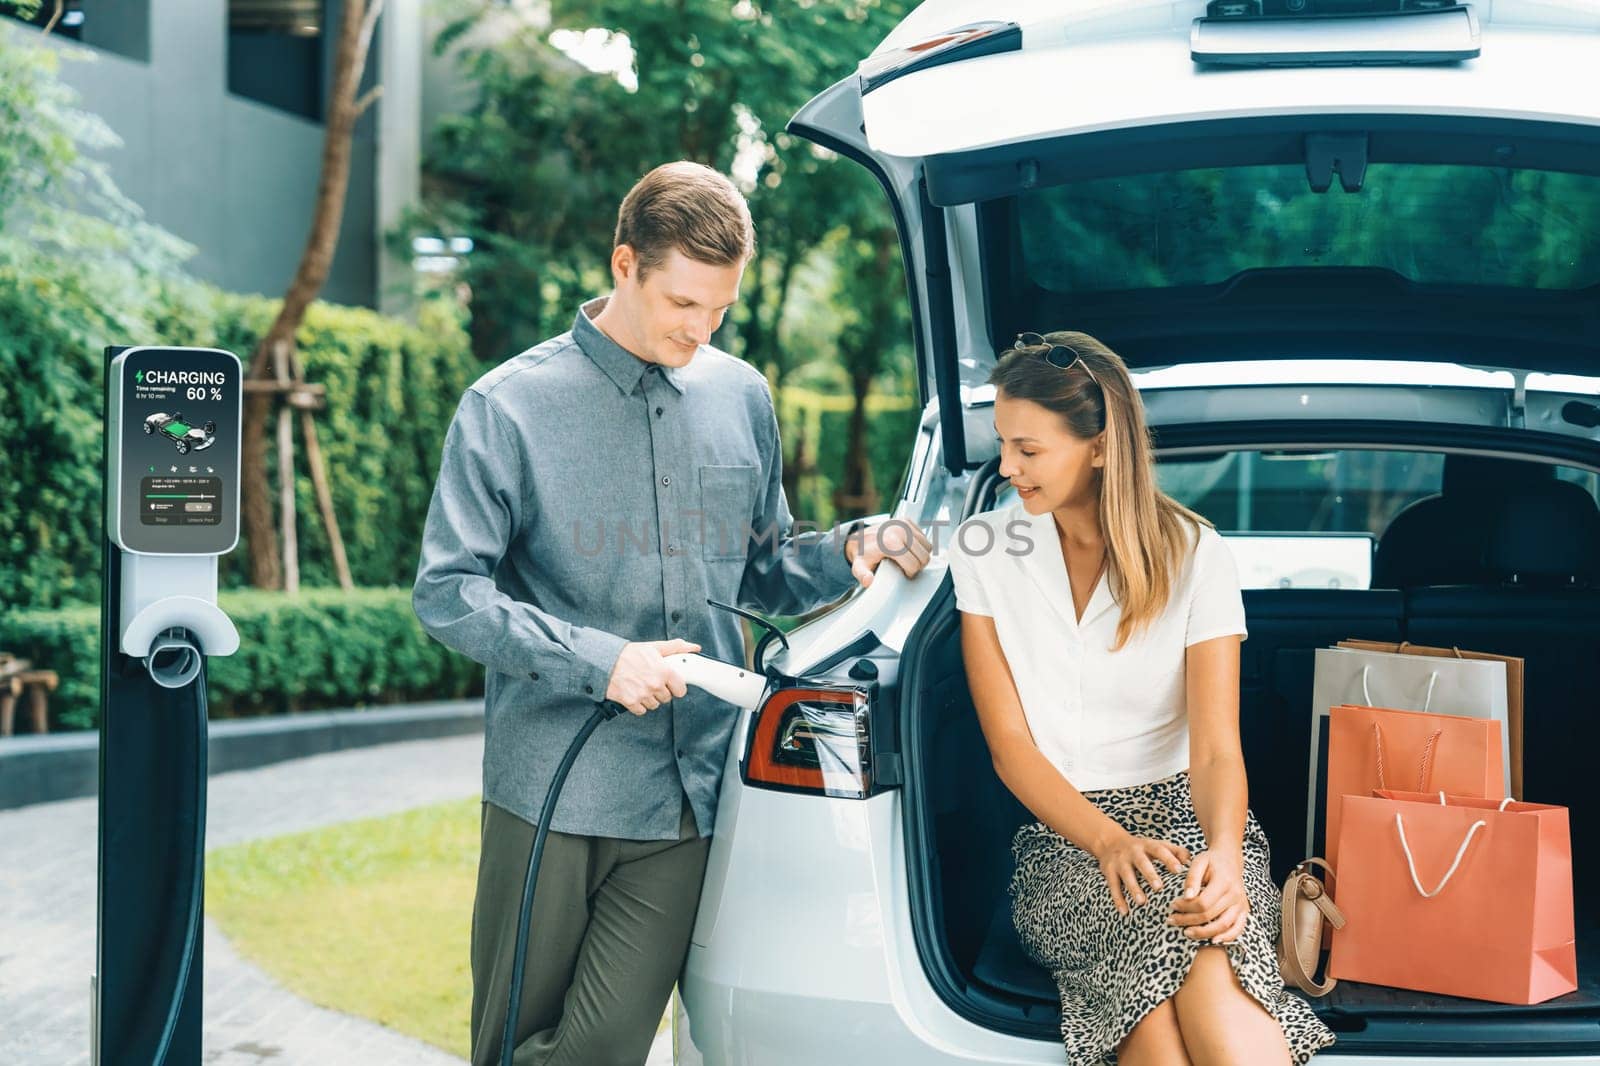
[413,297,860,840]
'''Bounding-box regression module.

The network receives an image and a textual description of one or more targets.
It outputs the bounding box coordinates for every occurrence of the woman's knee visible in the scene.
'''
[1173,947,1287,1062]
[1118,997,1189,1065]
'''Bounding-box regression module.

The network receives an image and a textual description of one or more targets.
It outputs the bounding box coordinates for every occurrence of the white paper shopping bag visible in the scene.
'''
[1306,645,1508,857]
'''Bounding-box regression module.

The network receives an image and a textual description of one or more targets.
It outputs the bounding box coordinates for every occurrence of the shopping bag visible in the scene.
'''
[1327,790,1577,1005]
[1338,640,1524,800]
[1308,645,1509,856]
[1324,703,1505,873]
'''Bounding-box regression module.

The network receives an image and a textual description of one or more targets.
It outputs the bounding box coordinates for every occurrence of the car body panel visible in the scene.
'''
[686,2,1600,1060]
[861,26,1600,160]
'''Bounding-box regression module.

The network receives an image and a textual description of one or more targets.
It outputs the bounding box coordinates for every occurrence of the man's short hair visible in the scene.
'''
[615,162,756,280]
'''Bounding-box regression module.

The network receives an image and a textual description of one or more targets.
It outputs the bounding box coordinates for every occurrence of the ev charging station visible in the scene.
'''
[88,342,778,1065]
[96,345,243,1065]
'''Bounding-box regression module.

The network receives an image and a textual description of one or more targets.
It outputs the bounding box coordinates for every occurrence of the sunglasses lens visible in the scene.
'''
[1013,334,1099,384]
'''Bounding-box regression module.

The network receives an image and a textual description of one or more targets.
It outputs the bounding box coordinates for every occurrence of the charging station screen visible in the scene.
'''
[117,348,242,555]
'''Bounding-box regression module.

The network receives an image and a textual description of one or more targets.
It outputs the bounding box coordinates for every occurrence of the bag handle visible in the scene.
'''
[1357,664,1440,711]
[1394,813,1488,898]
[1395,641,1468,660]
[1373,721,1443,792]
[1433,792,1514,811]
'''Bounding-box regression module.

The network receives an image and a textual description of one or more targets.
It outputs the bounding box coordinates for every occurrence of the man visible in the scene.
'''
[413,160,932,1066]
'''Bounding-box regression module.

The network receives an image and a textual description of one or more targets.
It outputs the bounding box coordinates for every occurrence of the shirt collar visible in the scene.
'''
[1022,505,1118,632]
[574,296,686,396]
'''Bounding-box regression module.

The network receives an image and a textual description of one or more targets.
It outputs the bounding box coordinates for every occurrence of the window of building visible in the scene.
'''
[228,0,323,121]
[4,0,151,62]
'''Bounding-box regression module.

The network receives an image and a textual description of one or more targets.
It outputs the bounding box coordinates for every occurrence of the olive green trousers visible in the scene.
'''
[469,794,710,1066]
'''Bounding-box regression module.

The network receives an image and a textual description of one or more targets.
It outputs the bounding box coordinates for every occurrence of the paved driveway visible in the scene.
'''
[0,732,675,1064]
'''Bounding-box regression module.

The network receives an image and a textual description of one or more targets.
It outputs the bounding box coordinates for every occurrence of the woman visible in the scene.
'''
[945,331,1336,1065]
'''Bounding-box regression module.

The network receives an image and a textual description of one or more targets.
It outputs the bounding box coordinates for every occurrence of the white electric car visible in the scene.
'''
[675,2,1600,1062]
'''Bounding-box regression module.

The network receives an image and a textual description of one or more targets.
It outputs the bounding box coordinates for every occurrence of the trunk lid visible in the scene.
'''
[790,0,1600,470]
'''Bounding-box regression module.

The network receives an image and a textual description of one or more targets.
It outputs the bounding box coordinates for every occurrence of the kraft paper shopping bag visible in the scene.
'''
[1338,640,1524,800]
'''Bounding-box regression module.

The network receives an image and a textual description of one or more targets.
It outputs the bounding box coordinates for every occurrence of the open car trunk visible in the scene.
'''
[901,527,1600,1056]
[813,8,1600,1050]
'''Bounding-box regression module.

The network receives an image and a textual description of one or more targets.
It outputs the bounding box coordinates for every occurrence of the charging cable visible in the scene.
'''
[500,699,624,1066]
[493,647,766,1065]
[145,626,208,1066]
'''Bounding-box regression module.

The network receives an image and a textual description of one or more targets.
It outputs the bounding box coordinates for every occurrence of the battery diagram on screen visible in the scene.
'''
[143,412,218,455]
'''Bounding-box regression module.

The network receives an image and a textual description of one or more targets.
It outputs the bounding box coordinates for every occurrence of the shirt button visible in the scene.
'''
[661,475,671,486]
[671,609,682,622]
[655,406,664,416]
[584,684,594,694]
[677,749,686,759]
[666,545,678,556]
[528,671,539,681]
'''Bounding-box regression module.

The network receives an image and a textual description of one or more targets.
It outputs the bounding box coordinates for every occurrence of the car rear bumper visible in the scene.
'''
[677,782,1081,1065]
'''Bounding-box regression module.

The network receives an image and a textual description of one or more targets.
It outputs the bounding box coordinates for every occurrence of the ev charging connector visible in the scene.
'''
[96,345,243,1066]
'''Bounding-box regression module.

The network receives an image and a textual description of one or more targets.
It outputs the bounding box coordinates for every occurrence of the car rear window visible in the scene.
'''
[1156,448,1600,589]
[1018,163,1600,293]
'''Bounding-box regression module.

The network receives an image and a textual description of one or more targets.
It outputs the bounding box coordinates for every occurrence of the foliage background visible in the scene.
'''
[0,9,924,728]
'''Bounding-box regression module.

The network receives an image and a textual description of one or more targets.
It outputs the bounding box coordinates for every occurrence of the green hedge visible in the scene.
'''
[200,295,483,593]
[0,274,482,611]
[0,587,484,731]
[773,387,920,529]
[802,403,919,528]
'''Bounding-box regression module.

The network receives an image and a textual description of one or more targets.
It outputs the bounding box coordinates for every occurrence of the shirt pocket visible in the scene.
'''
[698,464,757,561]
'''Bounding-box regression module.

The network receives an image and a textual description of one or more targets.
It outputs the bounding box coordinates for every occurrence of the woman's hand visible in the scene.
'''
[1093,829,1192,917]
[1168,848,1250,943]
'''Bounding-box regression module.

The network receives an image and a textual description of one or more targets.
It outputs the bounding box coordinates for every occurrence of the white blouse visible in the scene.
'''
[945,503,1248,792]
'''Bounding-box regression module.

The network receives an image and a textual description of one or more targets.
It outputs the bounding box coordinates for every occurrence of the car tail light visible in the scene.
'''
[743,685,875,798]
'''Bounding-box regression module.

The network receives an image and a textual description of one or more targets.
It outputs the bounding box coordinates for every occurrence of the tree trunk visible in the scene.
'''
[765,252,800,387]
[782,416,807,517]
[278,402,299,594]
[274,341,299,594]
[835,365,878,515]
[240,0,386,588]
[834,237,896,517]
[288,344,354,590]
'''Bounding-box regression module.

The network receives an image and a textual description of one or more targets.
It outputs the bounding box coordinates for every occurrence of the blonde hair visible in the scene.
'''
[989,330,1211,651]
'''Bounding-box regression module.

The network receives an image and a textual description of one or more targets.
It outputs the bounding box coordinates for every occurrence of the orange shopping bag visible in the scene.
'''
[1325,703,1504,874]
[1327,790,1577,1005]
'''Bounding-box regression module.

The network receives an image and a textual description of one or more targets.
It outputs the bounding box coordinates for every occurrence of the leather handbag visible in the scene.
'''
[1278,857,1346,997]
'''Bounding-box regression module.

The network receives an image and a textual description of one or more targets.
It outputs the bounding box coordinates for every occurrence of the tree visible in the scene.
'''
[830,207,912,516]
[413,0,912,377]
[407,0,920,527]
[0,23,198,609]
[238,0,386,592]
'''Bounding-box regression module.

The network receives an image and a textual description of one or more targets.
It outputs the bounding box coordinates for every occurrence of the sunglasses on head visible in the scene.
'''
[1014,332,1099,386]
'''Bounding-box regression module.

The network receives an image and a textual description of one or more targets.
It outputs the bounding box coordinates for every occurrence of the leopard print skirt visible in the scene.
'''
[1009,770,1336,1064]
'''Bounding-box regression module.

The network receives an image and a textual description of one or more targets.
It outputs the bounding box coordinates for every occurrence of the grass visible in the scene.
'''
[206,797,675,1059]
[206,797,482,1058]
